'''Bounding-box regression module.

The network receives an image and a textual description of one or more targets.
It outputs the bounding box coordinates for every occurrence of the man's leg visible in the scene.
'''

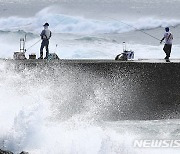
[163,44,169,59]
[39,42,45,59]
[45,41,49,59]
[168,44,172,58]
[166,44,172,59]
[163,44,167,59]
[45,45,49,59]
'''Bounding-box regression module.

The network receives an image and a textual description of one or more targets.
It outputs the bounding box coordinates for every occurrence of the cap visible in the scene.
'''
[165,27,169,32]
[43,23,49,26]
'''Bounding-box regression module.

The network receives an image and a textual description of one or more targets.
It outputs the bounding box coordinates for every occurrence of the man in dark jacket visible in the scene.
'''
[39,23,52,59]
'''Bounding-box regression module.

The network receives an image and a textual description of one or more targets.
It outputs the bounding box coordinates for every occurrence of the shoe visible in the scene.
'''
[44,56,48,59]
[38,57,43,59]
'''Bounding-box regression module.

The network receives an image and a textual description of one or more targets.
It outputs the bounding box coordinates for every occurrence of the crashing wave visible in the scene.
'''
[0,7,179,34]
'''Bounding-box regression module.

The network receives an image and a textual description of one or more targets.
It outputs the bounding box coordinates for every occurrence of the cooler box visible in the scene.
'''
[48,53,59,60]
[13,52,26,60]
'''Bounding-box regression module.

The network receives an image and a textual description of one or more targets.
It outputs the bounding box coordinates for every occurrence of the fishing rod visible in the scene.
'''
[25,39,41,52]
[107,17,163,42]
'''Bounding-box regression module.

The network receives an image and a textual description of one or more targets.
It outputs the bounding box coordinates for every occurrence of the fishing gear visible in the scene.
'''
[19,33,41,53]
[115,42,134,61]
[20,38,25,52]
[13,36,27,60]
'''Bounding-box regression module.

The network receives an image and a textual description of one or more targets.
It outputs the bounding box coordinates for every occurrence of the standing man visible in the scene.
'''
[160,27,173,61]
[39,23,52,59]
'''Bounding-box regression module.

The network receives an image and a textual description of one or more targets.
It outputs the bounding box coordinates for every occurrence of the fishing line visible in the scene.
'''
[25,39,41,52]
[106,17,163,42]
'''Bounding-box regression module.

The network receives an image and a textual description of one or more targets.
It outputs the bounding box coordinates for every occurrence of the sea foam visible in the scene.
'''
[0,7,179,34]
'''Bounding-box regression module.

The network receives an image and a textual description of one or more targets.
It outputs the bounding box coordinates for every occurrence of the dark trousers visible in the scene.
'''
[40,40,49,58]
[163,44,172,59]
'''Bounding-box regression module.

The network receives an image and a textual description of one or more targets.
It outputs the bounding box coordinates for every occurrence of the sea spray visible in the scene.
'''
[0,61,134,153]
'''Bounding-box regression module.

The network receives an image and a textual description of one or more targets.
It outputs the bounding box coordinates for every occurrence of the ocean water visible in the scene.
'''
[0,0,180,59]
[0,0,180,153]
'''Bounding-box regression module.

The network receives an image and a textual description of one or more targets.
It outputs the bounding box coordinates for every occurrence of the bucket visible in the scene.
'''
[29,53,36,59]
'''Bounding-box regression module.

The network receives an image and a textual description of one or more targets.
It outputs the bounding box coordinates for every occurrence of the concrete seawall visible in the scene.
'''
[4,59,180,120]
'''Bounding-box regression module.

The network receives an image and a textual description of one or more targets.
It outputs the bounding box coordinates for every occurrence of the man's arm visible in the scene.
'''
[160,37,165,44]
[40,30,45,36]
[40,30,45,39]
[50,31,52,38]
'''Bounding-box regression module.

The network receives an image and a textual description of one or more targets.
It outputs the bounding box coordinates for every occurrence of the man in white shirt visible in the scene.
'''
[160,27,173,61]
[39,23,52,59]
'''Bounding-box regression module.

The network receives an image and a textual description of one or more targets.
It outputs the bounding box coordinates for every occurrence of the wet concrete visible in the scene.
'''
[3,59,180,120]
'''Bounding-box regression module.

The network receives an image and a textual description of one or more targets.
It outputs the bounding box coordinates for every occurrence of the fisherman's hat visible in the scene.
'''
[43,23,49,26]
[165,27,169,32]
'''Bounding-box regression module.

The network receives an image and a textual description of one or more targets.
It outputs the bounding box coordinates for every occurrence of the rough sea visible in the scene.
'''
[0,0,180,153]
